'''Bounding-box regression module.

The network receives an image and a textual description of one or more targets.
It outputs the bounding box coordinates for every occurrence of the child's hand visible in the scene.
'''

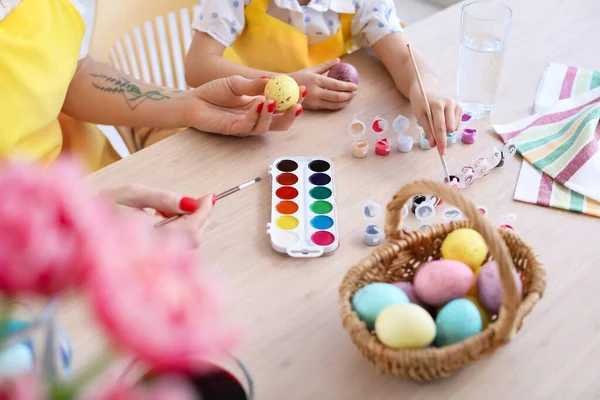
[410,89,462,155]
[291,59,358,111]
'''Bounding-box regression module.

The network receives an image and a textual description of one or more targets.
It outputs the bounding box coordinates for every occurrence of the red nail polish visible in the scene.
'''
[256,103,264,113]
[180,197,198,213]
[267,101,276,113]
[295,105,304,117]
[212,194,216,206]
[260,75,270,79]
[301,87,308,98]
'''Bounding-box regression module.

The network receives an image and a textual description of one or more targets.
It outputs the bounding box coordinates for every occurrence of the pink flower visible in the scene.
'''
[0,374,46,400]
[89,217,236,371]
[79,377,198,400]
[0,158,114,296]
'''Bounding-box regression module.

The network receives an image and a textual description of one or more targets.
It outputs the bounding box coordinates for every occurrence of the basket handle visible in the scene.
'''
[384,180,521,345]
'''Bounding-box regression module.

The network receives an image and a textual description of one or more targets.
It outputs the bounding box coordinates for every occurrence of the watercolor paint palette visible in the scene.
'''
[267,157,339,257]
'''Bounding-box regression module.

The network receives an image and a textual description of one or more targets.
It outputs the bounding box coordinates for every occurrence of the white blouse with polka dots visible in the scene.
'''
[192,0,403,47]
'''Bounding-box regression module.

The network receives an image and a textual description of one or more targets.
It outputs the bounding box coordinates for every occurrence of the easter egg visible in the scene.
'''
[392,281,425,307]
[464,296,490,330]
[264,75,300,111]
[477,261,523,315]
[375,304,436,349]
[466,266,481,298]
[441,228,488,271]
[328,63,359,84]
[435,298,482,347]
[352,283,409,330]
[414,260,474,307]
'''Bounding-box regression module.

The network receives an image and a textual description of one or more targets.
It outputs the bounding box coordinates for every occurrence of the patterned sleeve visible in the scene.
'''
[191,0,251,47]
[351,0,403,48]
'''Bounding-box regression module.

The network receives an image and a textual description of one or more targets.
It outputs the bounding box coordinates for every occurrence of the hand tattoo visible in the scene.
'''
[90,74,170,110]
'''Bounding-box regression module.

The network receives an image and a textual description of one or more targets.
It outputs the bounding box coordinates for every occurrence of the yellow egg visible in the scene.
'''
[264,75,300,111]
[467,266,481,298]
[375,304,436,349]
[464,296,490,330]
[441,228,488,271]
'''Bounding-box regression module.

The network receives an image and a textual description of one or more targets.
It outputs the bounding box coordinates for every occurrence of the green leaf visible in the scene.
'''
[128,85,142,95]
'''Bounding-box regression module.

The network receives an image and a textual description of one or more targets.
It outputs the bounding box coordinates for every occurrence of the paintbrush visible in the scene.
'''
[154,177,262,228]
[406,44,451,182]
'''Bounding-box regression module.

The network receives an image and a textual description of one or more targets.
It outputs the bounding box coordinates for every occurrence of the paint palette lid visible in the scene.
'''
[371,116,388,135]
[363,200,382,220]
[393,114,410,133]
[442,206,463,222]
[349,119,366,138]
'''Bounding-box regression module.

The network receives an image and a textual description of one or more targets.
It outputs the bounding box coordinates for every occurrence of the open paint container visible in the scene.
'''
[267,157,339,257]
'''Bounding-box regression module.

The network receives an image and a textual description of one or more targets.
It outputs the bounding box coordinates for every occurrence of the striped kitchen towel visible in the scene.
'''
[493,64,600,217]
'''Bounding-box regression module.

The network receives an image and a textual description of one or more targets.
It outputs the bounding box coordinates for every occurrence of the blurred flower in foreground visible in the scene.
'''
[89,218,236,371]
[0,374,46,400]
[0,159,113,296]
[78,376,198,400]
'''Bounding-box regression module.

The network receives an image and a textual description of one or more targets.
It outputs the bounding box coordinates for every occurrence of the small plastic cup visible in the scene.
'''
[352,139,369,158]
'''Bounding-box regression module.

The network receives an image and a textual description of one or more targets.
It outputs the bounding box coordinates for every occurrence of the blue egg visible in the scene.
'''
[352,283,409,330]
[435,299,482,347]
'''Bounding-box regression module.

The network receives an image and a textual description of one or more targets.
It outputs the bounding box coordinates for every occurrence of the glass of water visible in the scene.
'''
[457,1,512,120]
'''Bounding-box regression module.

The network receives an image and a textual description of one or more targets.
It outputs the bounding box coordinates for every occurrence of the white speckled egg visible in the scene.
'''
[264,75,300,111]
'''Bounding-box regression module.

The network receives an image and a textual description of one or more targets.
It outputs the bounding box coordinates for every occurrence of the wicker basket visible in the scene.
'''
[339,180,547,382]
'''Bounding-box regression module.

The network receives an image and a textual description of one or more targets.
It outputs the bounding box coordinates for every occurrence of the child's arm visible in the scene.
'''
[373,32,461,155]
[185,32,357,111]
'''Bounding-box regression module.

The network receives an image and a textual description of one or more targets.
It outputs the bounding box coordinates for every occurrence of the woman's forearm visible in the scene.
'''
[62,57,189,128]
[184,32,274,87]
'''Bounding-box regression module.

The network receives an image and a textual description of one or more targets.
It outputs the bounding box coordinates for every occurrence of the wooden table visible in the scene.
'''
[68,0,600,398]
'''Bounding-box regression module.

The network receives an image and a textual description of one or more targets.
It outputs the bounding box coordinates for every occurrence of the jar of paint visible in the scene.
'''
[397,134,414,153]
[419,132,432,150]
[352,139,369,158]
[372,116,388,135]
[375,138,391,156]
[446,132,458,147]
[364,224,382,246]
[462,128,477,144]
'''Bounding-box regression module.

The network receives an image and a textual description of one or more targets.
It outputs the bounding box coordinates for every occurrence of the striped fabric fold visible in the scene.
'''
[493,63,600,217]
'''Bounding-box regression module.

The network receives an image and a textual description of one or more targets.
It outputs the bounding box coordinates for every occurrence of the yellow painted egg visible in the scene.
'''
[466,266,481,298]
[264,75,300,111]
[441,228,488,271]
[464,296,490,330]
[375,304,436,349]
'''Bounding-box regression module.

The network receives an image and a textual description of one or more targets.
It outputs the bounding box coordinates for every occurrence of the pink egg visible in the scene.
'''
[392,281,425,307]
[414,260,474,307]
[476,261,523,315]
[328,63,359,84]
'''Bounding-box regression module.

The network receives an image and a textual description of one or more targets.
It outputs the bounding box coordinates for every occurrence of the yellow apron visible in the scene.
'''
[0,0,119,171]
[224,0,355,73]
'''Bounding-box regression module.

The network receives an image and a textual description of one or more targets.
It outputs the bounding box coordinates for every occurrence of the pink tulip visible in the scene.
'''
[0,374,46,400]
[89,217,236,371]
[0,159,113,296]
[79,377,198,400]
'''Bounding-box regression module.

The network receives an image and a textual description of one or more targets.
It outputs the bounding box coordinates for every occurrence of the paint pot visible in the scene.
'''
[474,157,490,178]
[419,132,432,150]
[411,195,428,214]
[476,205,488,216]
[488,147,503,168]
[444,175,460,191]
[393,114,410,133]
[349,119,366,137]
[309,173,331,186]
[363,200,382,220]
[402,205,409,219]
[446,132,458,147]
[497,152,506,167]
[308,160,331,172]
[397,133,414,153]
[352,139,369,158]
[375,138,391,156]
[462,128,476,144]
[311,231,335,246]
[442,206,463,222]
[415,202,436,221]
[500,224,514,231]
[371,116,388,135]
[363,224,382,246]
[459,167,475,189]
[502,142,517,159]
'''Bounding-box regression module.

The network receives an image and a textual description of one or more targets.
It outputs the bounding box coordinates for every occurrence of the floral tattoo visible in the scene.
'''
[90,74,171,110]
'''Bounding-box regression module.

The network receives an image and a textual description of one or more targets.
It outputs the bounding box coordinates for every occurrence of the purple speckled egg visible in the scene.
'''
[392,281,425,307]
[328,63,359,84]
[476,261,523,315]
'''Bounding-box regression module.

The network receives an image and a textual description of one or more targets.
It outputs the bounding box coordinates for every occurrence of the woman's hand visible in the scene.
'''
[102,184,214,248]
[290,59,358,111]
[183,75,306,137]
[409,86,462,155]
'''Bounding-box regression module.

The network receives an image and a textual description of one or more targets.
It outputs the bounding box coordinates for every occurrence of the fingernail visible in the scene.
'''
[212,194,216,206]
[301,88,308,98]
[267,101,276,113]
[257,103,264,113]
[180,197,198,213]
[260,75,270,79]
[295,105,304,117]
[157,211,168,218]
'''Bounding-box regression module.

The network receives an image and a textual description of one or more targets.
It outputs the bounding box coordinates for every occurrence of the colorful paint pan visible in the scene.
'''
[267,157,339,257]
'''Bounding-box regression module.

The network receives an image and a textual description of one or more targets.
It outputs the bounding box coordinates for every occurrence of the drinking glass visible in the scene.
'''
[456,1,512,120]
